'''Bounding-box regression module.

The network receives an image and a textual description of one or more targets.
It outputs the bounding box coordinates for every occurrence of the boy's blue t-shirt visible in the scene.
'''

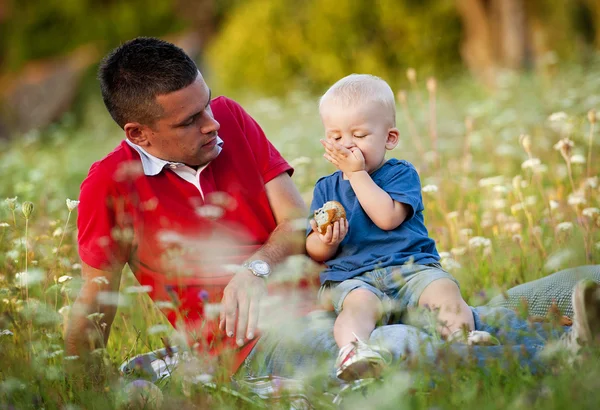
[307,158,440,284]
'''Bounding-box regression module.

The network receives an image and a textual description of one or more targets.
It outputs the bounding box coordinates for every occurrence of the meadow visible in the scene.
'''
[0,64,599,409]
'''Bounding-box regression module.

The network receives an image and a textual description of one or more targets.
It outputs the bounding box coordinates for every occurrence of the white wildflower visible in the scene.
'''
[512,175,523,191]
[567,193,586,207]
[196,205,224,220]
[553,138,574,155]
[525,196,537,206]
[548,112,568,122]
[440,257,462,272]
[52,227,63,237]
[91,276,109,285]
[450,247,467,256]
[459,229,473,238]
[468,236,492,249]
[446,211,459,220]
[124,285,153,294]
[422,185,438,193]
[57,275,72,283]
[479,176,505,187]
[511,203,523,213]
[15,269,44,287]
[582,208,600,218]
[1,329,13,336]
[58,306,71,316]
[521,158,541,170]
[549,200,559,210]
[87,312,105,321]
[0,222,9,228]
[585,177,598,189]
[545,249,575,271]
[492,199,507,209]
[570,154,586,164]
[555,222,573,232]
[438,252,451,259]
[507,222,522,233]
[155,301,175,310]
[204,303,222,320]
[532,163,548,174]
[148,325,171,335]
[64,355,79,361]
[289,157,312,167]
[66,199,80,211]
[493,186,508,195]
[5,197,17,211]
[512,234,522,244]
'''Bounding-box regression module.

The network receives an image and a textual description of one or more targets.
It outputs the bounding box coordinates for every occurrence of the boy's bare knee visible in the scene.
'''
[418,278,462,307]
[342,288,382,312]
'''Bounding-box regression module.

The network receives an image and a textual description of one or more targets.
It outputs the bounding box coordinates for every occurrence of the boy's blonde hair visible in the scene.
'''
[319,74,396,126]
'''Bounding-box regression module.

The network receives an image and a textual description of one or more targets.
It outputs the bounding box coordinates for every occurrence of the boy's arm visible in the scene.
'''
[349,170,410,231]
[306,231,340,262]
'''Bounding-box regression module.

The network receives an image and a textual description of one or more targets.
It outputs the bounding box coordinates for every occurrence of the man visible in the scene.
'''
[65,36,309,376]
[67,36,600,389]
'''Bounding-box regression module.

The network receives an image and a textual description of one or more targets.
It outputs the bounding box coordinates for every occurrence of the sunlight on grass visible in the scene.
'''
[0,65,599,409]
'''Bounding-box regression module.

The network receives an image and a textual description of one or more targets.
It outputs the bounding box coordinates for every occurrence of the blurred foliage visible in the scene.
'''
[0,0,184,72]
[206,0,462,95]
[1,0,599,98]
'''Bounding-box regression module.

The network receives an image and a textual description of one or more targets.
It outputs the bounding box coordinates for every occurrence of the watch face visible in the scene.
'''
[250,260,270,276]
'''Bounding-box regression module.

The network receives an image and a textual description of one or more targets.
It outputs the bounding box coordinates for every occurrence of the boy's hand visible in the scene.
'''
[310,218,348,246]
[320,139,365,177]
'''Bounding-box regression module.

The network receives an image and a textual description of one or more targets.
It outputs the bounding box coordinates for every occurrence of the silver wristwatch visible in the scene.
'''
[242,260,271,278]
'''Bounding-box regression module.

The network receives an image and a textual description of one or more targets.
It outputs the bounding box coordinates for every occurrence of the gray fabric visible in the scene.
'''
[120,265,600,383]
[487,265,600,318]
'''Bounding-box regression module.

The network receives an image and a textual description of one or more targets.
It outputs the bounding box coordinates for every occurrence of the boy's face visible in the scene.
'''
[320,101,399,173]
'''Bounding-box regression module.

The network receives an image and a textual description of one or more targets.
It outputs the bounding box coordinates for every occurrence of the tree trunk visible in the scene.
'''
[454,0,497,86]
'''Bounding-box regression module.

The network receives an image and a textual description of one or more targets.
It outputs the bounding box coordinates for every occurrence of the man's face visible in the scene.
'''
[141,72,221,167]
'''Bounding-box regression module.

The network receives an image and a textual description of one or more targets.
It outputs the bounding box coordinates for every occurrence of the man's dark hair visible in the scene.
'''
[98,37,198,128]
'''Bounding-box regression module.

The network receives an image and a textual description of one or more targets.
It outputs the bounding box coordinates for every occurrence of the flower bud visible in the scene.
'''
[406,68,417,83]
[588,109,596,124]
[396,90,407,104]
[426,77,437,93]
[519,134,532,154]
[21,201,34,219]
[5,197,17,211]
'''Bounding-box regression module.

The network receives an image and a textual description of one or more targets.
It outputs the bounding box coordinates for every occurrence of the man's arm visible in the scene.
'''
[220,172,307,345]
[65,262,122,361]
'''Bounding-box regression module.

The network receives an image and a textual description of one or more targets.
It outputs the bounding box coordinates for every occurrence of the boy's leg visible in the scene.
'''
[417,278,474,338]
[334,288,383,347]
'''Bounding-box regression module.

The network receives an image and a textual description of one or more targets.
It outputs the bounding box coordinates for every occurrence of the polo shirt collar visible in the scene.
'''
[125,137,224,176]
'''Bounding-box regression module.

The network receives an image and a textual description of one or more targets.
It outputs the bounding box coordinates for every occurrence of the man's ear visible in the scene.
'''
[385,128,400,150]
[124,122,151,147]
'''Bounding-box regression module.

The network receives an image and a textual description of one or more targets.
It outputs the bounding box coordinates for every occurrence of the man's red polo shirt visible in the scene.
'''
[77,96,293,373]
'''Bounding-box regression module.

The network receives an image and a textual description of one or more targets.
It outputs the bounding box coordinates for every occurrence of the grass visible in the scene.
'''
[0,62,599,409]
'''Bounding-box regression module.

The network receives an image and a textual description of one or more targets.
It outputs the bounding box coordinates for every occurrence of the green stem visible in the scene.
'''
[24,217,29,307]
[56,210,72,257]
[587,122,595,182]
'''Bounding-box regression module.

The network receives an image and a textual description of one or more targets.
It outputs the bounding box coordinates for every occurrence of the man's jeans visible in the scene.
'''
[240,305,564,380]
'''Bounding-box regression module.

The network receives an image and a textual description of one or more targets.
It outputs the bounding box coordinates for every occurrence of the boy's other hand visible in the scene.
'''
[320,139,365,177]
[310,218,348,246]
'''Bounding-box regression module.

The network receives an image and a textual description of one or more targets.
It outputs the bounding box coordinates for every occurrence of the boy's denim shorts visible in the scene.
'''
[320,263,459,322]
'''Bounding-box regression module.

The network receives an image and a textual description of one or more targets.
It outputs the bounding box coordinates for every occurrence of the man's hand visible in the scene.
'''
[219,269,267,346]
[320,139,365,177]
[309,218,348,246]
